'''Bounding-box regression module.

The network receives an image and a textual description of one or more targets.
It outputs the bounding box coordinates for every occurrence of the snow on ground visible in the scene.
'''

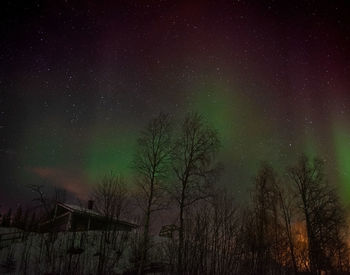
[0,226,140,274]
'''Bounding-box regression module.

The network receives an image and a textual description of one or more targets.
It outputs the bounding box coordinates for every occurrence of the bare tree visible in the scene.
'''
[249,165,279,274]
[275,179,299,275]
[208,190,241,274]
[92,171,129,275]
[240,164,298,275]
[170,112,220,274]
[93,171,128,220]
[26,184,66,220]
[27,184,50,216]
[1,207,12,227]
[133,112,172,274]
[288,155,348,274]
[163,188,241,275]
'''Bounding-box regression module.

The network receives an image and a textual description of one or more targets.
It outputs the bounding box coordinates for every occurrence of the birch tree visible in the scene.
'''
[170,112,220,274]
[133,113,172,274]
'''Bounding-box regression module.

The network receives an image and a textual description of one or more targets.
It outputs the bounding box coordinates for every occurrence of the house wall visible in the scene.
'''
[40,215,71,232]
[40,204,136,232]
[71,215,134,232]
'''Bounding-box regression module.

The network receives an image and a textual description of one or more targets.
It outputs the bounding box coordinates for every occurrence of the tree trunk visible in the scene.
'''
[177,184,185,274]
[138,179,154,275]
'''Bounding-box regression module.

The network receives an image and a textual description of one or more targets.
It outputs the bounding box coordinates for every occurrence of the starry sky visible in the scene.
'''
[1,0,350,208]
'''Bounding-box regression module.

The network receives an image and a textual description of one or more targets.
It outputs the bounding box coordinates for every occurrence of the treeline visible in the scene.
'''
[1,205,37,230]
[1,112,349,275]
[129,112,349,274]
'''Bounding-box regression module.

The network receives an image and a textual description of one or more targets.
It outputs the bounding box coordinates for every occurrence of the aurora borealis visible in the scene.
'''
[1,0,350,207]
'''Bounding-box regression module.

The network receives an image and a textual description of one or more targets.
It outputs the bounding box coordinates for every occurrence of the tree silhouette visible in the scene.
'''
[133,112,172,274]
[13,205,22,228]
[170,112,220,274]
[288,155,348,273]
[2,208,12,227]
[93,172,129,275]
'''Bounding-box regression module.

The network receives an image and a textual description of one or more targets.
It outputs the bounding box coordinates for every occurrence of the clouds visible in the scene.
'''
[29,166,91,200]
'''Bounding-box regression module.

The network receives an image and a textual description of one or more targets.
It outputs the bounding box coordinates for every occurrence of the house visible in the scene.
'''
[39,201,137,232]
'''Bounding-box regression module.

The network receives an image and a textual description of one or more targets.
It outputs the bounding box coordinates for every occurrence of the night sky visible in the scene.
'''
[1,0,350,208]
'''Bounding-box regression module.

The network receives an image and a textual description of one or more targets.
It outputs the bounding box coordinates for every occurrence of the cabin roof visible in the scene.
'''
[56,202,138,228]
[58,202,100,216]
